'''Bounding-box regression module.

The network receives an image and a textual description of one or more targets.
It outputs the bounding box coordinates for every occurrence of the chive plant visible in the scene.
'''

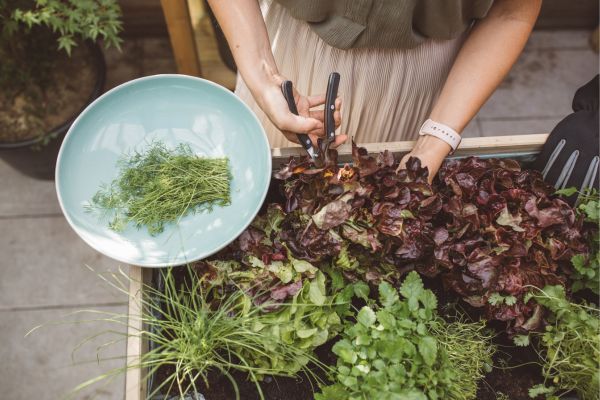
[41,266,330,400]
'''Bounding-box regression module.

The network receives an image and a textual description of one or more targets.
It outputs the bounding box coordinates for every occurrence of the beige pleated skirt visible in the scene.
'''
[235,1,466,149]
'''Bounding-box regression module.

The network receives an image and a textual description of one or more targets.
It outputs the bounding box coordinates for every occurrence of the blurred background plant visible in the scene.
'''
[1,0,121,93]
[0,0,122,146]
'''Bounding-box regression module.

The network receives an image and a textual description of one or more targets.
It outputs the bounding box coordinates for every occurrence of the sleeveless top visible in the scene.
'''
[274,0,493,49]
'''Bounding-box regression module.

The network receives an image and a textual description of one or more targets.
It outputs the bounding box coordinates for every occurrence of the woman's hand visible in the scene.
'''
[207,0,346,147]
[399,135,451,182]
[255,74,346,147]
[402,0,541,181]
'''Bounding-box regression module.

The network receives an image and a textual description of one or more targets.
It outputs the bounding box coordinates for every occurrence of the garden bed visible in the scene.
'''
[124,134,593,400]
[135,268,544,400]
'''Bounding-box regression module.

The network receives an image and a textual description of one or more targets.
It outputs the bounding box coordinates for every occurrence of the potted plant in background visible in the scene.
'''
[0,0,122,179]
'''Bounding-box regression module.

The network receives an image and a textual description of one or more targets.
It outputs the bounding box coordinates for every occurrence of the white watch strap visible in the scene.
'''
[419,119,462,154]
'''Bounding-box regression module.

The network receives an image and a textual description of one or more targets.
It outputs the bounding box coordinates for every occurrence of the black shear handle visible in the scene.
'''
[281,80,317,159]
[324,72,340,144]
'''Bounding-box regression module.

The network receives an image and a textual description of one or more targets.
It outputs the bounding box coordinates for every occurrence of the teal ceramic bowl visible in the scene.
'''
[56,75,271,267]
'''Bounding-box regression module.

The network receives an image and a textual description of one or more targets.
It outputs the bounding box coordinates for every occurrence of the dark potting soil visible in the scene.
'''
[477,335,545,400]
[478,364,543,400]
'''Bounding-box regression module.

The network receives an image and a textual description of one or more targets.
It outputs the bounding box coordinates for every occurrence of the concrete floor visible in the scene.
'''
[0,30,597,400]
[0,38,177,400]
[462,30,598,138]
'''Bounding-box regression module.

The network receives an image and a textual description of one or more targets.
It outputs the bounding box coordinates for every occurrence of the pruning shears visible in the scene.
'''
[281,72,340,167]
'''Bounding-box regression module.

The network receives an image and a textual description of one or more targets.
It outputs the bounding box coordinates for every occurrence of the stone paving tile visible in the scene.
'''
[477,47,598,121]
[0,159,61,217]
[105,37,176,87]
[525,29,592,50]
[0,215,128,310]
[104,39,144,90]
[140,37,177,76]
[0,305,127,400]
[141,57,178,77]
[141,37,174,60]
[460,118,483,138]
[479,117,563,137]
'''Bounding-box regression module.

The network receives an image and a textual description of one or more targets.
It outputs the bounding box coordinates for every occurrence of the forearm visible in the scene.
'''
[407,0,541,179]
[208,0,334,140]
[429,0,542,133]
[207,0,281,94]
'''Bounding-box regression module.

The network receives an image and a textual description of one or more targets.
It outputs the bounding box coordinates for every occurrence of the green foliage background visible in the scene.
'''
[1,0,122,93]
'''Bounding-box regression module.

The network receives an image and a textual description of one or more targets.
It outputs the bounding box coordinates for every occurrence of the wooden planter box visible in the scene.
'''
[124,133,548,400]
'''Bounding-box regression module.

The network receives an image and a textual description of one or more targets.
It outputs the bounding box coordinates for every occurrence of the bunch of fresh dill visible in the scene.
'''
[86,142,231,235]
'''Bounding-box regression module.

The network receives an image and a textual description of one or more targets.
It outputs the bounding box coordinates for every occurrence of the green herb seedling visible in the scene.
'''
[527,285,600,400]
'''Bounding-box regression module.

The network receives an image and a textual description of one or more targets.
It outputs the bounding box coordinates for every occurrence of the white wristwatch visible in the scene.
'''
[419,119,462,154]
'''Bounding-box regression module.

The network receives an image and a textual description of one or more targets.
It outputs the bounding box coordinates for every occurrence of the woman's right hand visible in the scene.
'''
[254,74,346,147]
[207,0,346,147]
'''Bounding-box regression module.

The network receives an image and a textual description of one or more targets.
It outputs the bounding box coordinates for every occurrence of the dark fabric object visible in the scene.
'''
[532,75,600,203]
[273,0,493,49]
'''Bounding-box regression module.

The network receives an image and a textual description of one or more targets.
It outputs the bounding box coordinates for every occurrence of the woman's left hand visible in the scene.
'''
[399,135,452,183]
[399,0,541,182]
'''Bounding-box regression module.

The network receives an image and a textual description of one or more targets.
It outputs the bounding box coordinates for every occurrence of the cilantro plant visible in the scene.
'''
[557,188,600,294]
[526,285,600,400]
[513,334,530,347]
[316,272,494,400]
[488,292,518,306]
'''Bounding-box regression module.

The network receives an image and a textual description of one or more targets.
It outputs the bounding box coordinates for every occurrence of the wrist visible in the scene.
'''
[412,134,452,158]
[242,59,284,101]
[418,118,462,154]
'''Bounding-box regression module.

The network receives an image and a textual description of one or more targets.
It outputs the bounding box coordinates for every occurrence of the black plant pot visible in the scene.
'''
[0,42,106,180]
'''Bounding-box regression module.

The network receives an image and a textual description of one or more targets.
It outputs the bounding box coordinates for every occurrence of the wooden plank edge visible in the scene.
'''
[125,266,151,400]
[271,134,549,165]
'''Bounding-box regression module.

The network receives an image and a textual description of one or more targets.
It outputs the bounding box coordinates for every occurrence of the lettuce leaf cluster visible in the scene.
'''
[269,145,594,334]
[433,157,589,333]
[275,144,442,284]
